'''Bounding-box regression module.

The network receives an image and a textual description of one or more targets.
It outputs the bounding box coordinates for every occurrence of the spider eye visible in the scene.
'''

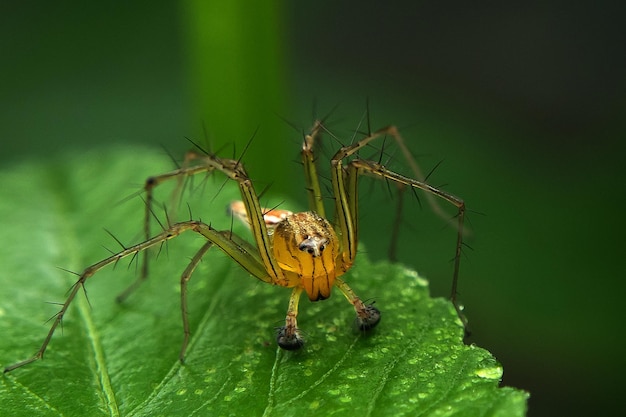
[298,242,312,252]
[298,236,328,257]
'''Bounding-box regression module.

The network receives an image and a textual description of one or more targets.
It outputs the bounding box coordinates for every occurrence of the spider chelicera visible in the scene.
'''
[4,120,466,372]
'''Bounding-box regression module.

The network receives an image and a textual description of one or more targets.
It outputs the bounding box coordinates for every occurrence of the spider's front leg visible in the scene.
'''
[208,155,323,349]
[300,123,383,335]
[353,159,468,330]
[276,287,305,350]
[135,147,314,351]
[327,124,468,332]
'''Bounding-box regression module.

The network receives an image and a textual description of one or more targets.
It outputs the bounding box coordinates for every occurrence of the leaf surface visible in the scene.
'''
[0,148,528,416]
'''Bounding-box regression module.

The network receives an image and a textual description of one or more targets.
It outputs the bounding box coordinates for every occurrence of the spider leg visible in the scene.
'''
[345,125,458,230]
[121,149,291,298]
[3,220,274,372]
[227,160,288,285]
[335,278,381,330]
[117,151,217,303]
[327,127,468,332]
[132,151,302,353]
[299,121,381,331]
[143,151,306,353]
[143,150,219,238]
[276,287,305,350]
[301,120,326,217]
[179,240,213,363]
[353,159,468,331]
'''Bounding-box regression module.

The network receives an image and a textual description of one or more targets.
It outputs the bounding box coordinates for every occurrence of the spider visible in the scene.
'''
[4,120,466,372]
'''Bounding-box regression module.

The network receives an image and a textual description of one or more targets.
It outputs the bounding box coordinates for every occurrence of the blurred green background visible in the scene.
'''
[1,1,624,416]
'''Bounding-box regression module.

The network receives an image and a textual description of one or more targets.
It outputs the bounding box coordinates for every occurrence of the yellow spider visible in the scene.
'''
[4,120,466,372]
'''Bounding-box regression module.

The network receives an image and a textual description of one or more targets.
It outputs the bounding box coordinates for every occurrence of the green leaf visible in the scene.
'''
[0,148,528,416]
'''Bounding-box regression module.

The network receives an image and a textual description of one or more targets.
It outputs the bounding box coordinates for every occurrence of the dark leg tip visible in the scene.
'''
[276,326,305,350]
[356,304,381,331]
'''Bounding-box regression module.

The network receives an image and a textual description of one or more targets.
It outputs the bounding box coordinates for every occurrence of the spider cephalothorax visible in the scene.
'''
[272,211,340,301]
